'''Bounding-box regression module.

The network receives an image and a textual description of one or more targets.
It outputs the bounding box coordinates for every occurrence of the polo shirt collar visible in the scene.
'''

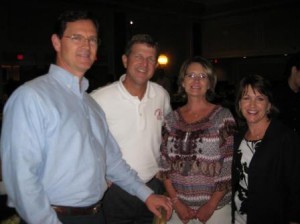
[118,74,156,101]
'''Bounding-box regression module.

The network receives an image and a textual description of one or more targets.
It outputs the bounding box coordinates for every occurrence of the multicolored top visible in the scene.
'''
[159,105,236,210]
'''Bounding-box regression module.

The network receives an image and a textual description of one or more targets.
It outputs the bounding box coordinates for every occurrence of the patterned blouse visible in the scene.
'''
[159,105,236,210]
[234,138,262,223]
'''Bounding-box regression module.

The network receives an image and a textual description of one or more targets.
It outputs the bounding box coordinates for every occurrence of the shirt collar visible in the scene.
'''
[118,74,155,101]
[48,64,89,96]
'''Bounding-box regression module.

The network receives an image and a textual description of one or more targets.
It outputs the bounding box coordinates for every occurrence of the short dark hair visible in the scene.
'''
[235,74,278,120]
[284,52,300,78]
[124,34,159,58]
[53,10,99,38]
[177,56,217,102]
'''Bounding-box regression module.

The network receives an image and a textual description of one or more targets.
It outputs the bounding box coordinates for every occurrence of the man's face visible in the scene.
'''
[122,43,157,88]
[52,19,98,78]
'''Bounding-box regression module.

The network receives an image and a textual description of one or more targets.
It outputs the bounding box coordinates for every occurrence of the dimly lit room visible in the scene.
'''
[1,0,300,223]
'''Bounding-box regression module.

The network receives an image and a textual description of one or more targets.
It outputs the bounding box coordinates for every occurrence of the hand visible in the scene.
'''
[106,180,112,187]
[145,194,173,220]
[195,202,215,223]
[173,199,195,223]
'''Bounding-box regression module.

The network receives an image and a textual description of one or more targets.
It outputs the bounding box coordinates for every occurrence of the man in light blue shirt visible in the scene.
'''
[0,10,172,224]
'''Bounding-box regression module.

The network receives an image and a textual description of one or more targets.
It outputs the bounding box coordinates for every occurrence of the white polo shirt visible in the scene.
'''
[90,74,172,182]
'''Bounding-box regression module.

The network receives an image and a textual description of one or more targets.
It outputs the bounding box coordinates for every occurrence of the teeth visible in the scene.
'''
[248,110,257,114]
[137,68,146,73]
[78,50,90,57]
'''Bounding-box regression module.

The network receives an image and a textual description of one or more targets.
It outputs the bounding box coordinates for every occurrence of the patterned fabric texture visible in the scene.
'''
[159,105,236,210]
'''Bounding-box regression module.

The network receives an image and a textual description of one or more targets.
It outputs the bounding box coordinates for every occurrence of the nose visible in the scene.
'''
[81,38,91,47]
[249,99,256,107]
[140,57,149,66]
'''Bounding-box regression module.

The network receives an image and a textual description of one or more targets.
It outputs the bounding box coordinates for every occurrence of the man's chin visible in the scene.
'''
[79,62,93,71]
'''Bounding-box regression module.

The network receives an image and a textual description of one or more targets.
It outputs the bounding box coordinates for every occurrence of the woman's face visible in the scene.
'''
[239,85,271,125]
[182,62,210,98]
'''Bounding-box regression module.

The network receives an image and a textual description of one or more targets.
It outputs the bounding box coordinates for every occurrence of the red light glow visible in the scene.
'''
[17,54,24,60]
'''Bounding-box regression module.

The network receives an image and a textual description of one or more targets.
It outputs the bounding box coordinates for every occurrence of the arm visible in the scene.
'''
[104,126,172,219]
[164,178,195,223]
[195,190,227,222]
[0,88,61,224]
[163,91,172,116]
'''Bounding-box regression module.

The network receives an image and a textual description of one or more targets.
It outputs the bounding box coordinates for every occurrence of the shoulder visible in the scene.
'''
[268,119,297,138]
[262,119,300,149]
[149,81,170,98]
[164,109,179,126]
[8,75,49,101]
[213,105,235,120]
[264,119,300,155]
[90,81,119,100]
[3,76,54,116]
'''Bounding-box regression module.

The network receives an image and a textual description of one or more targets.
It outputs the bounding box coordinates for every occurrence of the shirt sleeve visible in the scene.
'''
[214,109,236,191]
[0,87,61,224]
[157,112,174,182]
[163,92,172,116]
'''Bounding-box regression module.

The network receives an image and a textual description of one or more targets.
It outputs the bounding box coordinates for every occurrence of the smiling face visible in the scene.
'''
[182,62,210,99]
[122,43,157,89]
[239,85,271,126]
[52,19,98,79]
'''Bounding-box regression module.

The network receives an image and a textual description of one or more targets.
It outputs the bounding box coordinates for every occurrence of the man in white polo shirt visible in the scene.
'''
[90,34,171,224]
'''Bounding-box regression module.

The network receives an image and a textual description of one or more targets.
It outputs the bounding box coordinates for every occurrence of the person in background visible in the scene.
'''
[90,34,172,224]
[273,52,300,135]
[232,74,300,224]
[0,10,172,224]
[159,56,235,224]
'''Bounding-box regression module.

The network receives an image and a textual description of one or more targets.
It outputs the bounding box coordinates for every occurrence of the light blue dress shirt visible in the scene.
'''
[0,64,153,224]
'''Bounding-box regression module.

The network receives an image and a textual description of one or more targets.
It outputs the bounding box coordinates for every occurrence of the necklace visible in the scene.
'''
[245,131,263,140]
[245,128,267,141]
[246,120,270,141]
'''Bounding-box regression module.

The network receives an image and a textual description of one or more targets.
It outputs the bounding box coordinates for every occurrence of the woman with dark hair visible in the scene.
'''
[232,74,300,224]
[159,56,236,224]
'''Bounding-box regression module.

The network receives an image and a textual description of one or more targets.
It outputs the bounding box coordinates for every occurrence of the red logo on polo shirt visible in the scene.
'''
[154,109,163,120]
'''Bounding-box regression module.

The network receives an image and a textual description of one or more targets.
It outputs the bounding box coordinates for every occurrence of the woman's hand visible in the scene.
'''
[195,202,215,223]
[173,199,195,223]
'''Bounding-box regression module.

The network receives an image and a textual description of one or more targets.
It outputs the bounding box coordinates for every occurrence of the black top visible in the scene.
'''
[273,82,300,136]
[232,119,300,224]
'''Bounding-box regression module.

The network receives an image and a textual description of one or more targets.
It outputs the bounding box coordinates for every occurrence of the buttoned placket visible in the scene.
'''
[137,99,147,131]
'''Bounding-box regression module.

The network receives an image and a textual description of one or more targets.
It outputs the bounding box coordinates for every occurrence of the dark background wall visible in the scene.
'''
[0,0,299,101]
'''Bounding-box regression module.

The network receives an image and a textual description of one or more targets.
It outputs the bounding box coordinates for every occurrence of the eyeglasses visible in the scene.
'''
[133,54,157,65]
[64,34,100,46]
[185,73,208,80]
